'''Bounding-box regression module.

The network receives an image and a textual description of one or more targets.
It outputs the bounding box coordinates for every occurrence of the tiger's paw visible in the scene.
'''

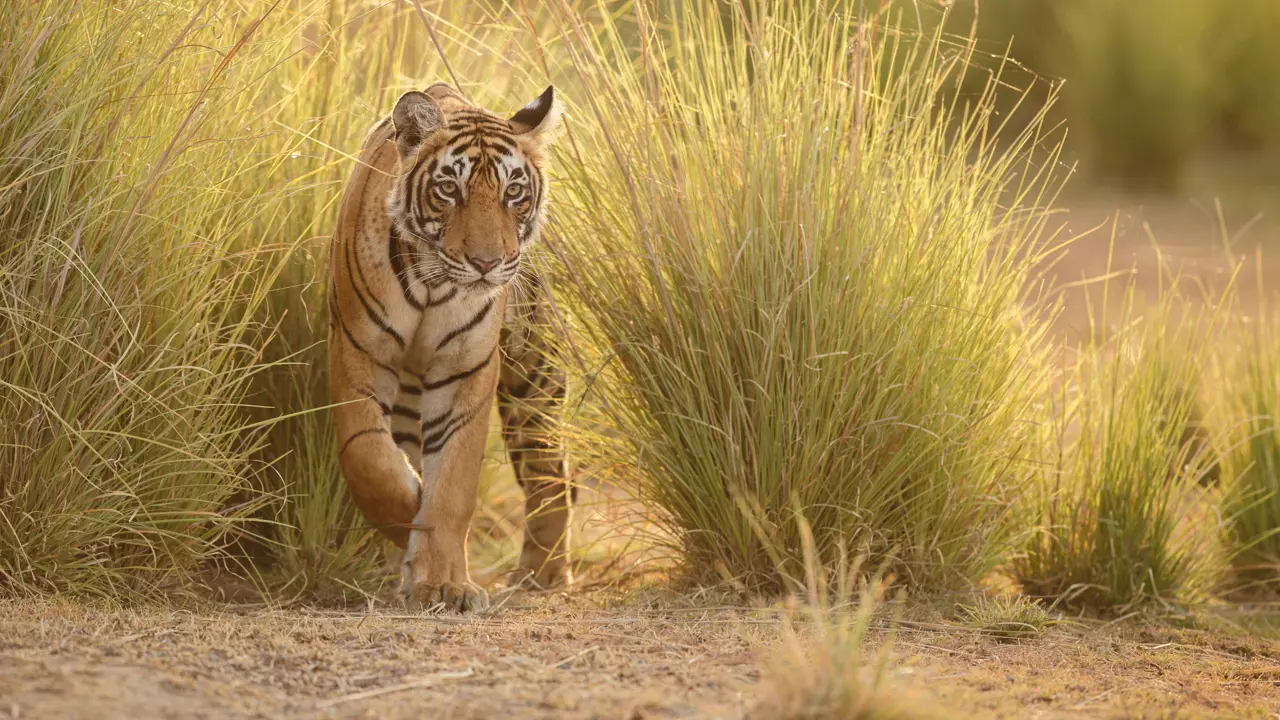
[404,580,489,613]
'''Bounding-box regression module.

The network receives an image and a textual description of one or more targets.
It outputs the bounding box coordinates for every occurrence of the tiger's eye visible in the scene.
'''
[436,180,459,197]
[504,184,525,201]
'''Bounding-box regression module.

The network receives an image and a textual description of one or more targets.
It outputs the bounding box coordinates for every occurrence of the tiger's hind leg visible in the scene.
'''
[498,275,573,589]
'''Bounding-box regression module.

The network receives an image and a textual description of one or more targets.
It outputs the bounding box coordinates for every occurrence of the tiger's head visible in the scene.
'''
[387,83,563,290]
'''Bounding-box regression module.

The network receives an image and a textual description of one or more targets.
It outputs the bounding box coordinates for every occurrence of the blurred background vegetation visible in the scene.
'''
[931,0,1280,191]
[2,0,1279,615]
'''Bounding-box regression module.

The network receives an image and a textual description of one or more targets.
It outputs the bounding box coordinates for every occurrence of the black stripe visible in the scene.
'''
[483,136,517,153]
[344,233,403,349]
[392,431,419,446]
[422,349,495,390]
[423,187,446,214]
[351,385,391,416]
[450,122,513,137]
[427,286,457,307]
[414,168,435,217]
[346,215,388,318]
[446,131,515,152]
[483,158,501,183]
[392,404,419,419]
[389,227,426,311]
[437,298,494,351]
[340,427,388,456]
[398,383,421,396]
[352,275,406,349]
[446,119,512,134]
[421,408,450,433]
[421,413,466,449]
[531,168,544,215]
[337,315,399,377]
[408,153,433,188]
[422,411,478,455]
[409,161,428,218]
[411,252,436,286]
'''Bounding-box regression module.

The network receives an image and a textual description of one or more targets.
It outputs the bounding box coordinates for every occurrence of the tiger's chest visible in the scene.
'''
[402,286,505,378]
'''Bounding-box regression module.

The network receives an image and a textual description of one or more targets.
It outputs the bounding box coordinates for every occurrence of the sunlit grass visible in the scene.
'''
[1218,308,1280,597]
[1014,275,1223,611]
[749,521,932,720]
[956,595,1055,642]
[0,0,545,599]
[541,0,1063,594]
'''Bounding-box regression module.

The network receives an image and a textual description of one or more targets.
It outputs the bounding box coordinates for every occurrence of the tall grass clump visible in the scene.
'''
[1015,282,1220,611]
[1218,311,1280,596]
[544,0,1061,594]
[0,0,543,599]
[0,1,300,598]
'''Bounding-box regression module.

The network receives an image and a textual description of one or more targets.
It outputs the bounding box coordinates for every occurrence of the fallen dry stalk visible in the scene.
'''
[316,669,475,708]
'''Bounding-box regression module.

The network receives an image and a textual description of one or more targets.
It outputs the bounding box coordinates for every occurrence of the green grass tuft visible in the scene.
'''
[0,0,539,600]
[1218,312,1280,596]
[544,0,1062,594]
[956,595,1054,642]
[1014,278,1221,612]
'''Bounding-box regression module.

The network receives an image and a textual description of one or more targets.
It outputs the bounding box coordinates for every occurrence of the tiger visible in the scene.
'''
[328,82,572,612]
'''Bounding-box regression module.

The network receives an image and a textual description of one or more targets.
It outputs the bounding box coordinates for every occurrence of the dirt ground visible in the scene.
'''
[2,594,1280,719]
[1047,180,1280,341]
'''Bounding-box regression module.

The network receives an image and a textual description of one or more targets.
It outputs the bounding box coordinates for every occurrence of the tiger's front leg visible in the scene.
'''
[400,353,499,613]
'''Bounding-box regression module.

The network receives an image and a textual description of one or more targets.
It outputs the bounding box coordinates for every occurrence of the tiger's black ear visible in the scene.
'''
[392,91,443,162]
[509,86,563,145]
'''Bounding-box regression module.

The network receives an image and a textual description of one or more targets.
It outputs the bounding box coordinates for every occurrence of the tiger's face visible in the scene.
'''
[387,84,562,290]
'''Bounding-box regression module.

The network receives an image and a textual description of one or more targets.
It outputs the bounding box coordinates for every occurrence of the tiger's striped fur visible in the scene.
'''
[328,83,571,612]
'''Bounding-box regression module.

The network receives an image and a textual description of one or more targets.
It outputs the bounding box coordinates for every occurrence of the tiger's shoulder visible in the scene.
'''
[337,111,403,247]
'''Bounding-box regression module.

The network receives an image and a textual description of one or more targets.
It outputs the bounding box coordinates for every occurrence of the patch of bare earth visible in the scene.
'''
[0,595,755,720]
[2,596,1279,719]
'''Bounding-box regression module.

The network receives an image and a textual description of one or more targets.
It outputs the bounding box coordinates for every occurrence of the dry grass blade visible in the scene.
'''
[315,668,475,708]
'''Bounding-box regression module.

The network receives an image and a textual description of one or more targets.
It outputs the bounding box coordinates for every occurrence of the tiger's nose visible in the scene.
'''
[466,255,500,274]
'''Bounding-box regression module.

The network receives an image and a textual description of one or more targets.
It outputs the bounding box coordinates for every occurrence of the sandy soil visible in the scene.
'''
[1045,184,1280,341]
[2,594,1279,719]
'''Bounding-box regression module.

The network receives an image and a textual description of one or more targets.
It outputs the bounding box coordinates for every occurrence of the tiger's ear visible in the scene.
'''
[392,91,443,162]
[509,86,563,145]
